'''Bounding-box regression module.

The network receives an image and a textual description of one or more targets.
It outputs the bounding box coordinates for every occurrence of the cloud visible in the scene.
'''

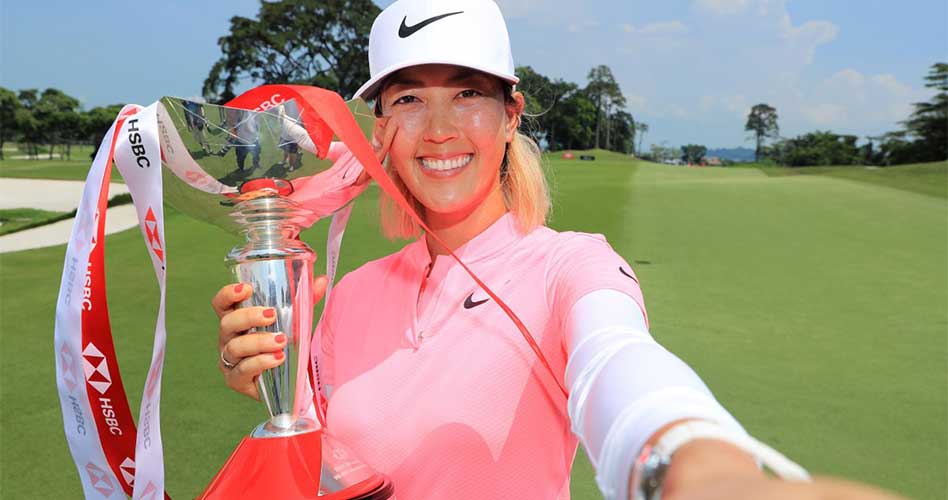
[787,68,926,132]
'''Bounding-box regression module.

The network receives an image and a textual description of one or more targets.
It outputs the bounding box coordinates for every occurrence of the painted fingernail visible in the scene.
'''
[273,350,285,360]
[234,283,244,294]
[274,333,286,344]
[263,308,275,318]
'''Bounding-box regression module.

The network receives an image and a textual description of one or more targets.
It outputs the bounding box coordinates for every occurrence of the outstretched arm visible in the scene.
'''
[564,289,903,500]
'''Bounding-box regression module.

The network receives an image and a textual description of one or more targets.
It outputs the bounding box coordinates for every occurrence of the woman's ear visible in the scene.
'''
[373,115,390,149]
[504,91,525,142]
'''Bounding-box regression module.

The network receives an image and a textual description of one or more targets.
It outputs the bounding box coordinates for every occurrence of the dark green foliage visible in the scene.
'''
[202,0,380,102]
[0,87,20,160]
[771,131,862,167]
[897,62,947,162]
[745,103,779,161]
[516,65,637,153]
[680,143,707,163]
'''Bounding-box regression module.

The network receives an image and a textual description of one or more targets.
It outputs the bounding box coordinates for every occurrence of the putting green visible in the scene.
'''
[0,154,943,498]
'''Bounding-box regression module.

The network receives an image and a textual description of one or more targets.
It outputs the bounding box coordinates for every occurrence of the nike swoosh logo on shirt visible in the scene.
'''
[619,266,639,283]
[398,11,464,38]
[463,292,490,309]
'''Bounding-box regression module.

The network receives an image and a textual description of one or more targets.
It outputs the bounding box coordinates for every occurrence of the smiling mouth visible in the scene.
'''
[419,154,473,172]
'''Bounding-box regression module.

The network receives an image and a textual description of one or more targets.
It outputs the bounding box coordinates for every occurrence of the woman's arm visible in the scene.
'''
[564,289,905,500]
[564,289,751,499]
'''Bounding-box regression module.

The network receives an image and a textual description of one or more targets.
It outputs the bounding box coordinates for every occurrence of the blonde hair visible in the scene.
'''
[379,130,550,240]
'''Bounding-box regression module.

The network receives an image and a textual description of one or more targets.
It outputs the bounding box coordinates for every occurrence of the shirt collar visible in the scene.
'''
[405,211,525,269]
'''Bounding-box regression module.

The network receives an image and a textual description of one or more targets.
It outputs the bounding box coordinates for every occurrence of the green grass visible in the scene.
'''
[0,208,71,236]
[0,155,124,183]
[1,152,945,498]
[756,161,948,199]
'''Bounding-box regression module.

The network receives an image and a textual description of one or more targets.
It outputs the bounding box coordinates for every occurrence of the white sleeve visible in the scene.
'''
[565,289,747,500]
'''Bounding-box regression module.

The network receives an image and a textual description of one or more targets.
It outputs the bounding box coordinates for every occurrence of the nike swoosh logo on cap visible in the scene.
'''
[463,291,490,309]
[399,11,464,38]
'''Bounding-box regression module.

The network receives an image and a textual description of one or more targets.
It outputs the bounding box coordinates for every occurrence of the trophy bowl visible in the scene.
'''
[155,95,394,499]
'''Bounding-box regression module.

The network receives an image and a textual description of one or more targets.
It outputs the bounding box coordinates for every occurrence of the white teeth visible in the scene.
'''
[420,155,472,171]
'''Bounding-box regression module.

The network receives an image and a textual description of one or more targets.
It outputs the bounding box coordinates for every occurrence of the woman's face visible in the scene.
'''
[375,64,523,219]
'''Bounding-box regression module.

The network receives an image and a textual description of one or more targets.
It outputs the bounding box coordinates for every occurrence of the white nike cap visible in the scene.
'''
[354,0,519,100]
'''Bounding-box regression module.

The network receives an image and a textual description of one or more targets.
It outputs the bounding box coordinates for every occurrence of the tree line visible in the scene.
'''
[744,63,947,167]
[0,87,122,160]
[1,0,645,162]
[201,1,647,154]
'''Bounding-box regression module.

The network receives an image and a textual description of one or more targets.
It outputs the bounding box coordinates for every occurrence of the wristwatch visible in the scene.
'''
[630,420,812,500]
[630,442,671,500]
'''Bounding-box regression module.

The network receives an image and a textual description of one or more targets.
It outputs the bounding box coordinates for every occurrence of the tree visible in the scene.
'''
[901,62,947,161]
[608,110,636,154]
[681,144,707,164]
[81,104,125,156]
[554,88,597,150]
[34,88,81,159]
[635,122,649,155]
[15,89,41,158]
[204,0,380,103]
[585,65,625,150]
[515,65,556,146]
[770,131,861,167]
[0,87,21,160]
[745,103,779,161]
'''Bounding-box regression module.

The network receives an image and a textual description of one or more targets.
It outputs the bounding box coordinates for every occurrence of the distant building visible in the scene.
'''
[706,156,722,166]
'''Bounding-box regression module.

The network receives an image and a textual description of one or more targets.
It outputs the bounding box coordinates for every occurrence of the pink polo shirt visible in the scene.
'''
[316,212,647,499]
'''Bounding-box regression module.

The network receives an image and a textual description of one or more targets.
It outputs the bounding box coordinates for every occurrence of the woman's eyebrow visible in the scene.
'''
[386,77,426,91]
[446,70,492,86]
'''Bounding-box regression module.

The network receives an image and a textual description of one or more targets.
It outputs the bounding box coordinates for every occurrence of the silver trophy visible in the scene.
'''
[156,95,394,499]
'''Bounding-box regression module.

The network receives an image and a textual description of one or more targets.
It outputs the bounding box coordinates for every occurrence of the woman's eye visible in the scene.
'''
[393,95,418,106]
[459,89,482,99]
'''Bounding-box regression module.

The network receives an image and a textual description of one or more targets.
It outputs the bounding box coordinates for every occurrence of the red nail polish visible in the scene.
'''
[274,333,286,343]
[273,350,285,360]
[234,283,244,294]
[263,308,275,318]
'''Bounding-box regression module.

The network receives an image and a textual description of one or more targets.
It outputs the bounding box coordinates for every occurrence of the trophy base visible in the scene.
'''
[251,415,320,438]
[200,430,395,500]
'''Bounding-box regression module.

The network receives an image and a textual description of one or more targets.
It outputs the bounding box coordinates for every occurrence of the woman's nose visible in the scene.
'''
[422,105,459,144]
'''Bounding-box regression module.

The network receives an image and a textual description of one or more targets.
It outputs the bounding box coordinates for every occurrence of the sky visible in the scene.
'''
[2,0,945,148]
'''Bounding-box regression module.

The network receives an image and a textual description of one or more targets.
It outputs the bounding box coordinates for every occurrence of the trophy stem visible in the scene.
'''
[227,193,318,437]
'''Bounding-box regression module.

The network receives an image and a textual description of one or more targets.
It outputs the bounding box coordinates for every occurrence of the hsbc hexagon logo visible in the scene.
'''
[144,208,164,263]
[85,462,115,497]
[120,457,135,487]
[59,343,81,392]
[82,343,112,395]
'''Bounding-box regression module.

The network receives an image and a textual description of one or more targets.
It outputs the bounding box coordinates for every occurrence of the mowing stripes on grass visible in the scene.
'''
[0,155,943,499]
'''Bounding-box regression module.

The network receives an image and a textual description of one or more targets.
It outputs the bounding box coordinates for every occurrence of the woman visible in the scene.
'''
[212,1,902,498]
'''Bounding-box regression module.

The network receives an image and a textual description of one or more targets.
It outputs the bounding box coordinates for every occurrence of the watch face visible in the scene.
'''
[641,453,670,500]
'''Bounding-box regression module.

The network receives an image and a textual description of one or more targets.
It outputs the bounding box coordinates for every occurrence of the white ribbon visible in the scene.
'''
[55,103,167,499]
[55,99,360,498]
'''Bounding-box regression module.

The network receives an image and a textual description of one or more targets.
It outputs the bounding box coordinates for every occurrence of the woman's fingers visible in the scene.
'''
[221,331,286,363]
[218,306,277,350]
[223,352,286,400]
[211,283,252,319]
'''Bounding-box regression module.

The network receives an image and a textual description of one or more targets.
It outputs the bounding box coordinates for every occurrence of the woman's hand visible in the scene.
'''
[652,439,906,500]
[211,276,329,399]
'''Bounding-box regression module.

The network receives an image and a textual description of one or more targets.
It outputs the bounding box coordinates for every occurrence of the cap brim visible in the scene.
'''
[354,59,520,101]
